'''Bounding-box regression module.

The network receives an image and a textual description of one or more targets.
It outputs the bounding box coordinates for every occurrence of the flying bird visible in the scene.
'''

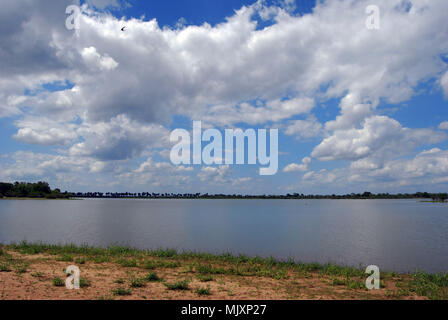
[121,26,126,32]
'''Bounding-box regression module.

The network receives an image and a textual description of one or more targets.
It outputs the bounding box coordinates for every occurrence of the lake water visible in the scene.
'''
[0,199,447,273]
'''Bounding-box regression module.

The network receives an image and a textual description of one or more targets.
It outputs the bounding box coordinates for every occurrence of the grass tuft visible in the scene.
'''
[80,278,91,288]
[197,275,214,282]
[0,264,12,272]
[52,277,65,287]
[196,286,211,296]
[112,287,132,296]
[130,277,146,288]
[145,272,162,282]
[165,279,190,291]
[117,258,137,268]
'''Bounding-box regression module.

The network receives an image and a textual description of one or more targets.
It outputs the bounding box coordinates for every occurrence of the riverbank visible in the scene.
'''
[0,242,446,300]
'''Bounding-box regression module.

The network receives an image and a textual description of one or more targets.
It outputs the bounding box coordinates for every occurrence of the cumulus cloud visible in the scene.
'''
[298,148,448,191]
[312,116,446,162]
[285,116,322,139]
[441,71,448,98]
[1,0,448,191]
[69,115,170,160]
[13,117,78,146]
[283,157,311,173]
[439,121,448,130]
[198,165,231,183]
[81,47,119,71]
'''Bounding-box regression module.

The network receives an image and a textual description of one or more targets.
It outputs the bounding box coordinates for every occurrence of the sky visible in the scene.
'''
[0,0,448,194]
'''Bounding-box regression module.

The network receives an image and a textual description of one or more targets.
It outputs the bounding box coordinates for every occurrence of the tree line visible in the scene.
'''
[1,182,446,201]
[72,191,448,201]
[0,182,71,199]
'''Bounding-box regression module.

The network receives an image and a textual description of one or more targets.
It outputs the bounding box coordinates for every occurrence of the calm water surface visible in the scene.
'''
[0,199,447,273]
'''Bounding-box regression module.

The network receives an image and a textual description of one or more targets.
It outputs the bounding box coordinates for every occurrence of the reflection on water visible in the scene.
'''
[0,199,447,273]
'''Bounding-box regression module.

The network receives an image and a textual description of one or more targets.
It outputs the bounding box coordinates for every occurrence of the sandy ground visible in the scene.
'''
[0,248,428,301]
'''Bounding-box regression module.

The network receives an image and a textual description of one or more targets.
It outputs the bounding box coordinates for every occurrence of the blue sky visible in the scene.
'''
[0,0,448,194]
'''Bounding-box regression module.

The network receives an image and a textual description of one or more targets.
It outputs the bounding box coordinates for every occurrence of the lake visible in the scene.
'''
[0,198,447,273]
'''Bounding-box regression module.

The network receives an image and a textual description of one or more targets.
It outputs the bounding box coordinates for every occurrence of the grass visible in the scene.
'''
[31,272,44,278]
[165,280,190,291]
[53,277,65,287]
[403,272,448,300]
[197,275,214,282]
[80,278,91,288]
[74,257,86,265]
[112,287,132,296]
[15,264,28,275]
[145,272,162,282]
[3,241,448,300]
[142,260,181,270]
[130,277,146,288]
[0,264,12,272]
[196,286,211,296]
[57,254,74,262]
[117,258,138,268]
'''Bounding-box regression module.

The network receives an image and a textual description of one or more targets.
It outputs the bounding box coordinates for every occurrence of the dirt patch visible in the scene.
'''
[0,248,428,300]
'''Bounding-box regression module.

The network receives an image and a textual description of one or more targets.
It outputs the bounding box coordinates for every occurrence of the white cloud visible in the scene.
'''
[439,121,448,130]
[441,71,448,98]
[285,116,322,139]
[312,116,446,162]
[198,165,231,183]
[81,47,119,71]
[69,115,170,160]
[13,117,78,146]
[283,157,311,173]
[1,0,448,192]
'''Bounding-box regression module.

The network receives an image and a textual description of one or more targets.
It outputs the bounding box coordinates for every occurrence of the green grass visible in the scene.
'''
[145,272,162,282]
[31,272,44,278]
[130,277,146,288]
[112,287,132,296]
[197,275,214,282]
[53,277,65,287]
[117,258,138,268]
[74,257,87,265]
[196,286,211,296]
[57,254,74,262]
[404,272,448,300]
[0,263,12,272]
[142,260,181,270]
[114,278,125,284]
[165,280,190,291]
[4,241,448,300]
[80,278,91,288]
[15,264,28,275]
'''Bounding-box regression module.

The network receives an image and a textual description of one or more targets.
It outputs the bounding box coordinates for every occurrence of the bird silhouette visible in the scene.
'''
[121,26,126,32]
